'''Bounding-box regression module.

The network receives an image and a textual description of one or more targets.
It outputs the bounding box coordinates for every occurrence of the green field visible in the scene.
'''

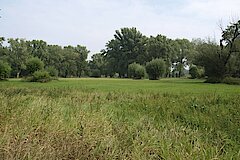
[0,78,240,159]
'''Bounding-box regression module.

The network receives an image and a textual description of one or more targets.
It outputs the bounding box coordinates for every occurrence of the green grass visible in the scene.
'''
[0,78,240,159]
[2,78,239,94]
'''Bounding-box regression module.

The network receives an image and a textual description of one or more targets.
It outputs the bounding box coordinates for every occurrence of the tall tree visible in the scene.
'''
[173,39,194,77]
[0,37,9,62]
[28,40,49,63]
[219,20,240,77]
[74,45,89,77]
[47,45,64,72]
[146,35,171,60]
[60,46,78,77]
[194,20,240,81]
[0,37,4,46]
[228,39,240,77]
[89,53,105,76]
[104,27,147,77]
[7,38,30,78]
[0,60,11,80]
[146,35,176,77]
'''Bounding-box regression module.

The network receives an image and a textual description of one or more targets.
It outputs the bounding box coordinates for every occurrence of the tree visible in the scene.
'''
[220,20,240,65]
[0,37,9,63]
[194,41,224,81]
[26,57,44,75]
[0,37,5,46]
[0,60,11,80]
[193,20,240,82]
[147,35,170,60]
[146,35,176,77]
[0,37,89,78]
[55,45,89,77]
[128,62,145,79]
[146,59,166,80]
[28,40,48,62]
[226,39,240,77]
[60,46,78,77]
[75,45,89,77]
[89,53,105,76]
[46,45,64,74]
[7,38,30,78]
[174,39,195,77]
[220,20,240,77]
[104,27,147,77]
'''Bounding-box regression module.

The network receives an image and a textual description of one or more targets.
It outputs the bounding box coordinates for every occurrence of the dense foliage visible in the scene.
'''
[0,38,89,78]
[26,57,44,75]
[46,66,58,77]
[102,27,147,78]
[101,28,194,78]
[189,65,204,79]
[146,59,166,80]
[0,60,11,80]
[128,62,145,79]
[189,65,199,79]
[30,70,51,82]
[194,21,240,82]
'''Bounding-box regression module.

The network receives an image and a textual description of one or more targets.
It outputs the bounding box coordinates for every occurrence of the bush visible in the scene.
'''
[30,70,51,82]
[205,77,222,83]
[189,65,205,79]
[128,63,145,79]
[222,77,240,85]
[189,65,199,79]
[46,66,58,77]
[26,57,44,75]
[90,69,101,78]
[0,60,11,80]
[146,59,166,80]
[198,68,205,78]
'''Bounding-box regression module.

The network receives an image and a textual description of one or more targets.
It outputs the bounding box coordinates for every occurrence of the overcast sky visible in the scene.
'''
[1,0,240,58]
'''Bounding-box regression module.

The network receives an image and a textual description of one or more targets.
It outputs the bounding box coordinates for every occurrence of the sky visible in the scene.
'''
[0,0,240,59]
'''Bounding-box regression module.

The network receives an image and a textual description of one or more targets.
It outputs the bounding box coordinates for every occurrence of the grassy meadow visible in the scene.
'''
[0,78,240,159]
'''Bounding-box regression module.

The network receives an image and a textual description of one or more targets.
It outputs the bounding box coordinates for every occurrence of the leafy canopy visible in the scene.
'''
[0,60,11,80]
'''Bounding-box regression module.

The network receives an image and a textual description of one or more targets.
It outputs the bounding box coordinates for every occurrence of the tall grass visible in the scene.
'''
[0,79,240,159]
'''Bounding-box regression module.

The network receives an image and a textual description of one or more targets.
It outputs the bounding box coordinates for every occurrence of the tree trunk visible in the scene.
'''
[17,72,20,78]
[179,70,181,78]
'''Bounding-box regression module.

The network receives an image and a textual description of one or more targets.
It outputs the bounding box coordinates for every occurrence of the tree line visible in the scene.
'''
[1,20,240,82]
[0,38,89,80]
[89,20,240,82]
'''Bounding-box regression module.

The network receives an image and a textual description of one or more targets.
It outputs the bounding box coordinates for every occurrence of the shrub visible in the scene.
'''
[222,77,240,85]
[26,57,44,75]
[146,59,166,80]
[0,60,11,80]
[189,65,205,79]
[189,65,199,79]
[205,77,222,83]
[128,63,145,79]
[198,68,205,78]
[31,70,51,82]
[90,69,101,78]
[46,66,58,77]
